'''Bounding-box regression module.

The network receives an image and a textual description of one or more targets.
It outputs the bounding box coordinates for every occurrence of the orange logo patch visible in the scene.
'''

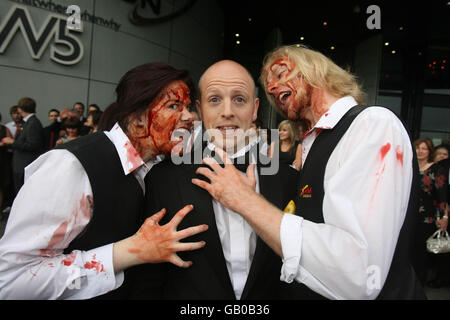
[300,185,312,198]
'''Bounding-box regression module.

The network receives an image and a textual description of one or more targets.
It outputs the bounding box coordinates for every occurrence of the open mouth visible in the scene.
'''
[216,125,239,136]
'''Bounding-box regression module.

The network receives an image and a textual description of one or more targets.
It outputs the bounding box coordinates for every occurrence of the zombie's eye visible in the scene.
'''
[168,104,179,110]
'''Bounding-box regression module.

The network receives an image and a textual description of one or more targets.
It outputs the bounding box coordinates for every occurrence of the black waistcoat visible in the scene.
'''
[56,132,144,299]
[294,105,425,299]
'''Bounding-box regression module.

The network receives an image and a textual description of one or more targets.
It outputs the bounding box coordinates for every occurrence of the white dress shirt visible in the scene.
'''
[207,139,260,300]
[279,96,413,299]
[5,121,18,139]
[0,123,161,299]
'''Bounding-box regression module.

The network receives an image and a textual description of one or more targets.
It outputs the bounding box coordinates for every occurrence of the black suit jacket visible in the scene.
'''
[140,148,300,300]
[12,114,44,173]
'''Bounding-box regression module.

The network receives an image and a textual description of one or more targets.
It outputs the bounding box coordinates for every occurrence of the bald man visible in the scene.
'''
[140,60,301,300]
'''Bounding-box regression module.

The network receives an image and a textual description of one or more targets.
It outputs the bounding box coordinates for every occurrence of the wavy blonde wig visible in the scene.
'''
[260,45,366,108]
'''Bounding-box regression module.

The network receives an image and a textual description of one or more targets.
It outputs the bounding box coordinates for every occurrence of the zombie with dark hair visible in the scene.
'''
[0,63,207,299]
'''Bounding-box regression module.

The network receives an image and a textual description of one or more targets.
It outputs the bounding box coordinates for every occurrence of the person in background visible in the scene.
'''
[58,107,76,138]
[55,117,82,145]
[412,138,448,287]
[88,104,101,113]
[433,144,449,163]
[293,119,309,143]
[416,138,435,172]
[73,102,87,123]
[84,110,103,134]
[0,97,44,194]
[5,106,23,139]
[43,109,61,151]
[0,113,12,220]
[2,106,23,211]
[268,120,302,170]
[71,107,91,136]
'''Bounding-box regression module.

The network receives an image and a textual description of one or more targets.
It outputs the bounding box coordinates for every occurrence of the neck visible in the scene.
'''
[418,158,429,169]
[302,89,339,127]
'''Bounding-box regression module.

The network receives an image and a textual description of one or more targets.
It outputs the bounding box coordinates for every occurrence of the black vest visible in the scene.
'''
[57,132,144,299]
[294,105,425,299]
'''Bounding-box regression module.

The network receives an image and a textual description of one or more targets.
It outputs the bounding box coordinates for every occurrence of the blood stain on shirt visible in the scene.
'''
[40,220,69,257]
[395,145,403,166]
[380,143,391,160]
[124,141,142,172]
[84,260,105,274]
[368,142,393,217]
[61,252,76,266]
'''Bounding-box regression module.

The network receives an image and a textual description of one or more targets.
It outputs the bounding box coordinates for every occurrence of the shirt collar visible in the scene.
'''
[104,122,163,176]
[23,113,34,122]
[206,135,261,160]
[304,96,358,136]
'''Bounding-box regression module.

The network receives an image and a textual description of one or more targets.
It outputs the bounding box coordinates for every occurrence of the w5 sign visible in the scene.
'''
[0,5,84,65]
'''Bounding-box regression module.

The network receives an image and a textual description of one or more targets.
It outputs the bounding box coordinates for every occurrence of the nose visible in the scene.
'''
[180,106,194,121]
[220,98,234,119]
[267,81,277,94]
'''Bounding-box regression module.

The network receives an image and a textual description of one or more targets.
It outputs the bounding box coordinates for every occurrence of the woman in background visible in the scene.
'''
[268,120,302,170]
[55,116,81,145]
[412,138,448,288]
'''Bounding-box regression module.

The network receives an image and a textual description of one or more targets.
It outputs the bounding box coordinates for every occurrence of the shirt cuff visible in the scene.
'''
[280,213,303,283]
[83,243,124,298]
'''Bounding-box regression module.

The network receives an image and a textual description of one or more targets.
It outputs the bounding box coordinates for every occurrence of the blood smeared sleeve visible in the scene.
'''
[0,149,121,299]
[280,107,413,299]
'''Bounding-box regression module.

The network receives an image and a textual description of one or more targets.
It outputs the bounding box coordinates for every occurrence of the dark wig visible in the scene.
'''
[98,62,196,131]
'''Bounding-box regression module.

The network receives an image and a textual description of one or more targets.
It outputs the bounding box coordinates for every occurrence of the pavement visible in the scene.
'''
[0,212,449,300]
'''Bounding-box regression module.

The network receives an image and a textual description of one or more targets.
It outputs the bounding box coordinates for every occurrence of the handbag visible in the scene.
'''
[426,230,450,254]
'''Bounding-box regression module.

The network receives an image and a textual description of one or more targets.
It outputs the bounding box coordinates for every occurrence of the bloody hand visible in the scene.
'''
[129,205,208,268]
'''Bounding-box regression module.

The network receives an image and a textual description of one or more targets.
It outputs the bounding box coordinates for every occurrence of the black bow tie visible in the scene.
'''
[203,148,257,173]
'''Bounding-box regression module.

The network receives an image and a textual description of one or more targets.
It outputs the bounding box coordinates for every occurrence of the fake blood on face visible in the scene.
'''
[147,81,191,155]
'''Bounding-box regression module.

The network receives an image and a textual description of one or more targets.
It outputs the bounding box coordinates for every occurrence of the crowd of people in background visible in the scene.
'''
[0,99,103,220]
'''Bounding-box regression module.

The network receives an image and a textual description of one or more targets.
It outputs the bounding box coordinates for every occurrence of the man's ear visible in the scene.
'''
[252,98,260,122]
[195,100,203,120]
